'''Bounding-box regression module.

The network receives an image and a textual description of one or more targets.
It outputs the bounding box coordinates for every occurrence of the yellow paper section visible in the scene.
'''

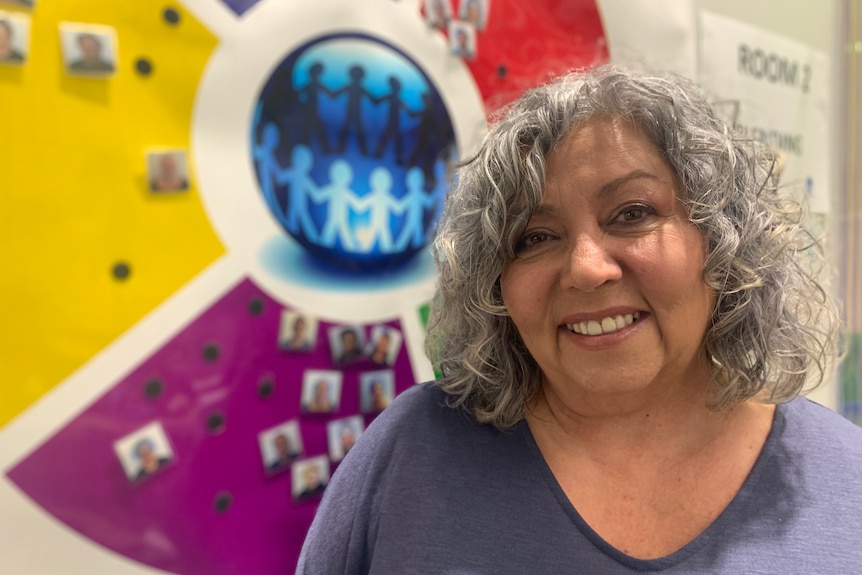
[0,1,224,427]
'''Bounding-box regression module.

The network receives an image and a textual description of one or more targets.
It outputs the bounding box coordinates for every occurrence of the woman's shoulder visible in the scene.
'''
[361,380,478,443]
[384,379,448,409]
[345,380,515,479]
[776,397,862,461]
[781,397,862,434]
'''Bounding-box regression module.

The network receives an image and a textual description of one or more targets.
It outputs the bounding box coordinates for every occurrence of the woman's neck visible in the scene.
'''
[525,374,768,466]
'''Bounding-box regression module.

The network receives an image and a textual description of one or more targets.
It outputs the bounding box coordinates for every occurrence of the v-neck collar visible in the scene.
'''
[518,402,786,571]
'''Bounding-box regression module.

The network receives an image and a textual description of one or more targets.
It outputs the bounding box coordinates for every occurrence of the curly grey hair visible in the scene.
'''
[426,65,841,429]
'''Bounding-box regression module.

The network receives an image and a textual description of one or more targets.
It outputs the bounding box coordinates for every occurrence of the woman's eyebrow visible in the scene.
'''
[596,170,662,198]
[533,170,663,216]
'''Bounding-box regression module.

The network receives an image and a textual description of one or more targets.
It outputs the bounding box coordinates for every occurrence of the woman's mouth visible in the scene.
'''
[565,312,642,336]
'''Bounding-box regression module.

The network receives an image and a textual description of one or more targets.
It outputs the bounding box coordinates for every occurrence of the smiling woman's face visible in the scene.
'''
[500,117,715,407]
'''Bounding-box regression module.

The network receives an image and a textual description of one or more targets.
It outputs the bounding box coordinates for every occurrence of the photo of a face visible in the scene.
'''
[0,13,28,65]
[258,419,303,475]
[329,325,365,365]
[0,0,34,8]
[278,311,318,352]
[147,150,190,193]
[327,415,365,463]
[60,23,117,76]
[291,455,330,501]
[301,370,342,414]
[449,21,476,59]
[365,325,402,366]
[360,369,395,413]
[113,421,175,483]
[423,0,452,30]
[459,0,489,30]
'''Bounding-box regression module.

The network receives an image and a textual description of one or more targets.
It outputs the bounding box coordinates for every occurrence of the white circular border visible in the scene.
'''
[191,0,486,323]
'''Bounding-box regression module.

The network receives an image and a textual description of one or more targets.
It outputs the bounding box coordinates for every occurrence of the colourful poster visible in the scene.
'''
[0,0,607,573]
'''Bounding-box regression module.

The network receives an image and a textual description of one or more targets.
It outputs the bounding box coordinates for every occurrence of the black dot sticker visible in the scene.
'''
[207,411,225,433]
[143,378,163,399]
[163,6,181,25]
[257,377,274,399]
[497,64,507,78]
[202,343,220,362]
[213,491,232,513]
[135,58,153,76]
[112,262,131,281]
[248,298,264,315]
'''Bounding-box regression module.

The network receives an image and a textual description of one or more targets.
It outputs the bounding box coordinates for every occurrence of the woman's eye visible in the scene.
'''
[515,231,550,252]
[615,204,654,224]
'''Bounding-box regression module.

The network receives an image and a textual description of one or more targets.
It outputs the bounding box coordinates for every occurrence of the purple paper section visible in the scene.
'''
[218,0,263,16]
[7,278,417,575]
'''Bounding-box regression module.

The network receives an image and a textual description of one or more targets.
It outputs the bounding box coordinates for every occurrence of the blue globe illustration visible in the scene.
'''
[251,33,457,272]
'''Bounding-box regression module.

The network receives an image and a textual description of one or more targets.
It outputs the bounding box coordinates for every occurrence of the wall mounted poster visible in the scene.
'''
[699,11,831,214]
[0,0,608,574]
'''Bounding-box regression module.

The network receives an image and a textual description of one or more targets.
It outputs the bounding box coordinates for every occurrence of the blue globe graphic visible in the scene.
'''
[251,33,458,272]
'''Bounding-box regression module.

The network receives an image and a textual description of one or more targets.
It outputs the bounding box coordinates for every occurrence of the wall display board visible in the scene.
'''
[699,11,832,214]
[0,0,607,573]
[698,8,848,416]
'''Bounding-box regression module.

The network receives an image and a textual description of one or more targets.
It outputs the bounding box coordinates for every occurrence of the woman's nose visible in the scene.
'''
[560,234,623,291]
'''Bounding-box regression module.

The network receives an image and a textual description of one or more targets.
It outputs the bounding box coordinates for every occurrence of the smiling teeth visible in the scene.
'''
[567,312,641,336]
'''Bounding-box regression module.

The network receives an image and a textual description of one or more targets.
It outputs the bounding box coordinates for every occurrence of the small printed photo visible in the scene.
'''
[365,325,402,366]
[292,455,330,501]
[0,12,29,65]
[147,150,190,193]
[459,0,489,30]
[327,415,365,463]
[301,369,343,414]
[258,419,304,475]
[329,324,365,365]
[278,310,318,352]
[0,0,35,8]
[113,421,175,483]
[59,23,117,76]
[423,0,452,30]
[360,369,395,413]
[449,20,477,59]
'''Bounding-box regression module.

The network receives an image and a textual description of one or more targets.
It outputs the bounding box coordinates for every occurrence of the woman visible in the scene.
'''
[132,438,170,482]
[297,66,861,573]
[367,330,392,365]
[0,20,24,63]
[150,153,188,192]
[460,0,486,30]
[305,379,333,413]
[425,0,451,30]
[284,315,312,351]
[336,328,363,364]
[367,379,390,412]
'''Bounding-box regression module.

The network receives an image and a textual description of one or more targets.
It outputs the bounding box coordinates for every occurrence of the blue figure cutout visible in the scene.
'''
[279,145,320,241]
[297,62,336,153]
[372,76,411,162]
[277,81,303,152]
[334,65,373,155]
[311,160,363,251]
[252,34,460,270]
[406,91,448,182]
[253,123,288,216]
[354,167,404,253]
[394,167,439,251]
